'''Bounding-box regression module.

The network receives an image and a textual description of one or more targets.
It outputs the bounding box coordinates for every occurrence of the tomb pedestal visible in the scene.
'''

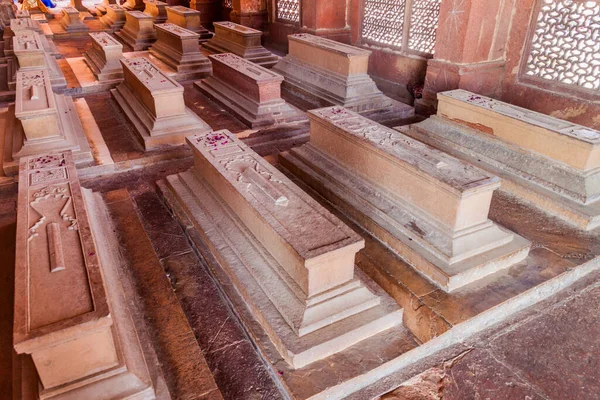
[144,0,168,23]
[273,33,414,122]
[111,57,212,149]
[13,151,156,399]
[149,23,211,80]
[159,129,403,368]
[165,6,212,42]
[398,90,600,231]
[3,69,92,175]
[115,11,157,50]
[60,7,89,33]
[195,53,304,128]
[100,4,127,31]
[202,21,277,68]
[280,106,531,292]
[95,0,117,15]
[84,32,124,82]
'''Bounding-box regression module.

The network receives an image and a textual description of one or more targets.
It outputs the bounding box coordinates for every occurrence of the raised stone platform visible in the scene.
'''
[144,0,168,23]
[195,53,304,128]
[149,23,211,80]
[115,10,156,51]
[166,6,212,43]
[3,70,93,175]
[159,129,404,369]
[84,32,124,82]
[202,21,277,68]
[100,4,127,31]
[273,33,414,123]
[280,106,531,292]
[398,90,600,231]
[60,7,89,33]
[13,151,156,399]
[111,57,212,149]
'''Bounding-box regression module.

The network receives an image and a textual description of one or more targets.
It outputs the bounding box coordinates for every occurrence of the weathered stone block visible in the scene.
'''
[280,106,531,292]
[111,57,212,149]
[203,21,277,68]
[165,5,212,42]
[148,23,211,79]
[159,129,403,367]
[195,53,304,128]
[83,32,124,82]
[273,33,413,122]
[399,89,600,231]
[100,4,127,31]
[13,151,155,398]
[60,7,89,33]
[3,70,92,175]
[115,10,156,50]
[144,0,168,23]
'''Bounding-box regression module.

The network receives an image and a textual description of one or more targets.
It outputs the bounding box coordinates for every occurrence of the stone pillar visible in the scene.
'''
[230,0,268,31]
[415,0,511,115]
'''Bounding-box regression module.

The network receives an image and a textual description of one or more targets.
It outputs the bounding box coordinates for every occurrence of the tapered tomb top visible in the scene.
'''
[289,33,371,57]
[213,21,261,36]
[155,22,198,38]
[309,106,499,193]
[167,5,199,15]
[127,9,152,18]
[13,30,43,52]
[121,57,180,92]
[210,53,282,82]
[189,129,364,262]
[89,31,122,48]
[15,70,56,117]
[439,89,600,144]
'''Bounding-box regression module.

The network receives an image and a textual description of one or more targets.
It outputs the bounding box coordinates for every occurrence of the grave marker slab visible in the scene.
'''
[60,7,89,33]
[100,4,127,31]
[115,10,157,50]
[84,32,124,82]
[166,5,212,42]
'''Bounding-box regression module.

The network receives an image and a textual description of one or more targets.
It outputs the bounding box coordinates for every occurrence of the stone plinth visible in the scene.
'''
[273,33,413,122]
[280,106,531,292]
[3,70,92,175]
[60,7,89,33]
[84,32,124,82]
[111,57,212,149]
[203,21,277,68]
[159,129,403,368]
[166,6,212,42]
[399,89,600,231]
[149,23,211,79]
[115,11,157,50]
[144,0,168,23]
[100,4,127,31]
[195,53,305,128]
[13,151,155,398]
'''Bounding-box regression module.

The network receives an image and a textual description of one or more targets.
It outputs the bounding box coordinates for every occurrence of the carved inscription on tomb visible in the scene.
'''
[90,32,121,47]
[63,6,79,13]
[211,53,279,79]
[15,32,41,51]
[157,22,196,36]
[290,33,368,56]
[128,10,151,17]
[215,21,259,34]
[122,58,178,90]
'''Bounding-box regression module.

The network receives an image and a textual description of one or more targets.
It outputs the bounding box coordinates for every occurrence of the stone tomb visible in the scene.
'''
[100,4,127,31]
[149,23,211,80]
[144,0,168,23]
[115,10,157,50]
[13,151,156,398]
[280,107,531,292]
[11,30,67,91]
[166,6,212,43]
[84,32,124,82]
[95,0,117,15]
[196,53,304,128]
[111,57,211,149]
[159,129,403,368]
[122,0,145,11]
[8,17,60,58]
[273,34,414,121]
[203,21,277,68]
[3,70,92,175]
[398,89,600,231]
[60,7,89,33]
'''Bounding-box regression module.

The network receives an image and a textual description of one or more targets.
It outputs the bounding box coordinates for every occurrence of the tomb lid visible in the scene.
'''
[289,33,371,57]
[89,31,122,48]
[439,89,600,145]
[13,30,43,52]
[213,21,261,35]
[127,10,153,18]
[144,0,168,4]
[309,107,499,193]
[107,4,124,9]
[15,70,57,117]
[210,53,282,82]
[155,23,199,38]
[121,57,181,92]
[167,5,200,14]
[62,6,79,13]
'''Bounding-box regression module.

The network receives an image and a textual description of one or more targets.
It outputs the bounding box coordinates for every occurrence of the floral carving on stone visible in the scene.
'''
[28,185,78,241]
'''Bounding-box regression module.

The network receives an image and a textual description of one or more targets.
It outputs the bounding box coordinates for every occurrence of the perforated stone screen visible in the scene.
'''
[223,0,232,9]
[524,0,600,91]
[277,0,300,23]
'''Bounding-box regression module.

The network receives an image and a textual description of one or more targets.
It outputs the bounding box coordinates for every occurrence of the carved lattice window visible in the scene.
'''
[223,0,232,9]
[523,0,600,91]
[361,0,441,55]
[276,0,300,23]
